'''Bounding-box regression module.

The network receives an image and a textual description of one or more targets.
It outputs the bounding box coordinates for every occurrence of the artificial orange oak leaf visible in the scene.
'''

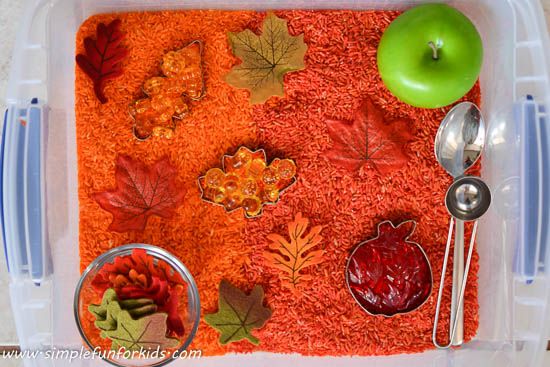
[264,213,324,292]
[325,97,413,175]
[93,155,185,232]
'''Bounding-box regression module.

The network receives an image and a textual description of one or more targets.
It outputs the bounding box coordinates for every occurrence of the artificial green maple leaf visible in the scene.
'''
[225,12,308,104]
[204,280,272,345]
[88,288,156,331]
[102,311,180,351]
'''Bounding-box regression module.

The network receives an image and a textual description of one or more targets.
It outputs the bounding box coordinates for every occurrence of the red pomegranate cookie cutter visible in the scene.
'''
[345,220,433,317]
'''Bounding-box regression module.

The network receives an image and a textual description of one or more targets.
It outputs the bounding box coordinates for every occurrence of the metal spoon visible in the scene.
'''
[433,176,491,348]
[433,102,486,347]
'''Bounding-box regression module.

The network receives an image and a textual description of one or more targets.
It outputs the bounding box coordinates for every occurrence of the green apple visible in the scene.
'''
[377,4,483,109]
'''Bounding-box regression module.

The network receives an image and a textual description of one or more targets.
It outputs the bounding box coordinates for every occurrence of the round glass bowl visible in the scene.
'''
[74,244,200,367]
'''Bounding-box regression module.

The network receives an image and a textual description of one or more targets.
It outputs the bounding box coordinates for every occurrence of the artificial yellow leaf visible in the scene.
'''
[264,213,324,291]
[225,12,308,104]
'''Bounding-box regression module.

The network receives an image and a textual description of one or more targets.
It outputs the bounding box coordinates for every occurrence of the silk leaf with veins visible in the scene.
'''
[225,12,308,104]
[93,155,185,232]
[325,97,413,175]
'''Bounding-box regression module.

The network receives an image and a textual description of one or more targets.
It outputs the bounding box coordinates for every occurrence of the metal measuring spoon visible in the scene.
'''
[433,102,485,347]
[433,176,491,349]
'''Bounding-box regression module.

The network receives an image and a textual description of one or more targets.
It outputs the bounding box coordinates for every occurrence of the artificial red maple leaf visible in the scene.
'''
[93,155,185,232]
[325,98,413,175]
[76,19,127,104]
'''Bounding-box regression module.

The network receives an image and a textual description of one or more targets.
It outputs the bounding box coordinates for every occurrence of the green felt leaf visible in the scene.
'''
[119,298,155,309]
[102,311,180,351]
[204,279,272,345]
[88,288,156,331]
[89,289,119,331]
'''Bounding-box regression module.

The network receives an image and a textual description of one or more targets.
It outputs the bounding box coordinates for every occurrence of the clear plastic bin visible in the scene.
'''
[2,0,550,366]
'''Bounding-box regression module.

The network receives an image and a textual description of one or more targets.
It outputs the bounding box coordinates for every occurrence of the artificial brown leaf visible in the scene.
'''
[76,19,127,104]
[204,280,272,345]
[93,155,185,232]
[264,213,324,292]
[325,97,413,175]
[102,310,180,351]
[225,12,307,104]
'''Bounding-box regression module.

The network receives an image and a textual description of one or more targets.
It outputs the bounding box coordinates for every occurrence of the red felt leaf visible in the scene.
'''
[91,273,111,293]
[93,155,185,232]
[155,259,185,286]
[158,285,185,336]
[325,98,413,175]
[76,19,127,103]
[127,248,156,278]
[118,276,170,304]
[118,277,185,336]
[346,221,432,316]
[91,249,185,294]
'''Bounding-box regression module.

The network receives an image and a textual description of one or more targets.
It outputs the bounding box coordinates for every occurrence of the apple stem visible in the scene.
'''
[428,41,439,60]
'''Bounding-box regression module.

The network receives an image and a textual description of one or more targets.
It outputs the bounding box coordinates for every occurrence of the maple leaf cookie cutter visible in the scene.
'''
[197,146,297,218]
[131,39,206,141]
[344,220,433,317]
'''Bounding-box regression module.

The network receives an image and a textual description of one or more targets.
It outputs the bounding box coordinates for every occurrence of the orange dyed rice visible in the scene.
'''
[76,10,480,356]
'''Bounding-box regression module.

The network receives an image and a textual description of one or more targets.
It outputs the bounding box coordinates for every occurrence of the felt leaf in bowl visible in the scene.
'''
[88,288,157,331]
[76,19,127,104]
[102,311,180,351]
[325,97,413,175]
[204,280,272,345]
[93,155,185,232]
[118,279,185,336]
[157,285,185,337]
[92,249,185,294]
[264,213,324,292]
[118,276,170,305]
[225,12,308,104]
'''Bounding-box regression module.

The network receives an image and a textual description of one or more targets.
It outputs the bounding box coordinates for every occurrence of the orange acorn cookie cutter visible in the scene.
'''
[198,146,297,218]
[130,40,206,141]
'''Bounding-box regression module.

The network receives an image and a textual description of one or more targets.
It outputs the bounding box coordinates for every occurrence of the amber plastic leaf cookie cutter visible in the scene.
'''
[131,40,206,141]
[198,146,297,218]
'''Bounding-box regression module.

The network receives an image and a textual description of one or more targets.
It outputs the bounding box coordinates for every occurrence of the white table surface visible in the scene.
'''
[0,0,549,365]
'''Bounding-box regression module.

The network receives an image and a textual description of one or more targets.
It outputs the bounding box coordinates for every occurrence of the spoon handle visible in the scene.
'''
[433,218,478,349]
[450,219,465,345]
